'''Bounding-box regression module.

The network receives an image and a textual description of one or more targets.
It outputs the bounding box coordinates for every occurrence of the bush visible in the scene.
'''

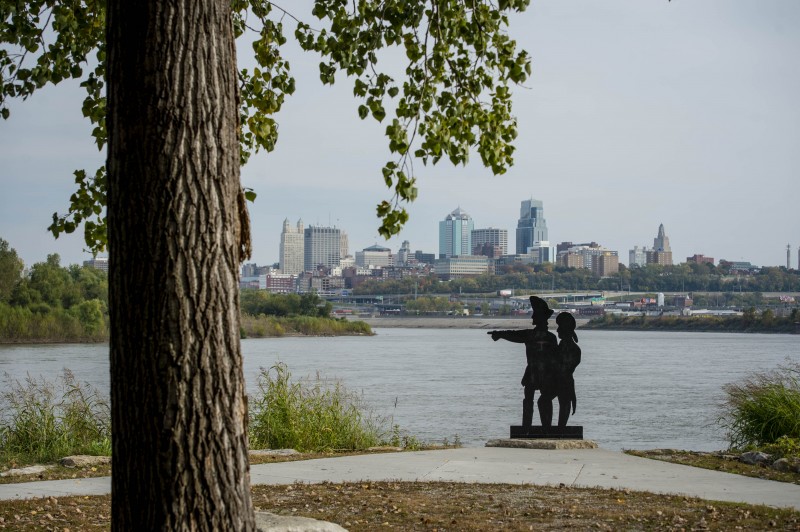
[719,362,800,449]
[249,363,387,452]
[0,370,111,465]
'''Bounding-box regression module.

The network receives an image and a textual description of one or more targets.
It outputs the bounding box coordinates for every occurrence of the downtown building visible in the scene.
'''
[304,225,343,271]
[439,207,473,259]
[646,223,673,265]
[516,198,548,254]
[471,227,508,258]
[279,218,305,275]
[356,244,393,268]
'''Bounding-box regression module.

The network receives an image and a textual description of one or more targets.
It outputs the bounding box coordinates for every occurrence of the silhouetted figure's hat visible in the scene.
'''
[529,296,554,320]
[556,311,579,342]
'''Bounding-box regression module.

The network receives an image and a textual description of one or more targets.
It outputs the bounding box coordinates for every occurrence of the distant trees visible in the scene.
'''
[240,290,332,318]
[0,238,23,302]
[351,263,800,297]
[0,242,108,342]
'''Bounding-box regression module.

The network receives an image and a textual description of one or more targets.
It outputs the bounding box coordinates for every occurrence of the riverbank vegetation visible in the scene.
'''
[719,362,800,449]
[239,290,372,337]
[0,365,406,470]
[352,261,800,296]
[582,309,799,334]
[249,363,398,452]
[0,238,371,342]
[0,243,108,343]
[0,371,110,467]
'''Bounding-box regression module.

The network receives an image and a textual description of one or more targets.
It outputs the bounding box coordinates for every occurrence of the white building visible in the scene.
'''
[355,245,393,268]
[279,219,304,275]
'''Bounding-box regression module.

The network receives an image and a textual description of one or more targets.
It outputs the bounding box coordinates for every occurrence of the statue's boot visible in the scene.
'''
[522,401,533,427]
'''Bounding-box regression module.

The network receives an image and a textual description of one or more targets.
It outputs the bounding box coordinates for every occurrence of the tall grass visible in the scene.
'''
[0,370,111,466]
[719,361,800,449]
[249,363,387,452]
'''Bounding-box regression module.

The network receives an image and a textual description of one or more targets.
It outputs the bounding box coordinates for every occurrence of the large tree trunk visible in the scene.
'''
[106,0,254,529]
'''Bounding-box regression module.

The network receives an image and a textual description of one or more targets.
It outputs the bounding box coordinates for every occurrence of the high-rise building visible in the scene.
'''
[397,240,411,265]
[471,228,508,258]
[629,246,648,268]
[339,231,349,261]
[516,198,548,254]
[653,223,671,252]
[304,225,342,271]
[646,223,673,265]
[279,218,305,275]
[439,207,473,259]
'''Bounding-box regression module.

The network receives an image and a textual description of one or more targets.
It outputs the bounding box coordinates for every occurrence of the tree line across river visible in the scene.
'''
[0,238,370,343]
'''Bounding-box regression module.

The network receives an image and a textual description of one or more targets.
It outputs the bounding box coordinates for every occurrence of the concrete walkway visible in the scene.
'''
[1,447,798,511]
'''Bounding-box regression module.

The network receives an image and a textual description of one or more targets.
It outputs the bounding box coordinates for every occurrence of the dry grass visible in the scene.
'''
[2,482,799,531]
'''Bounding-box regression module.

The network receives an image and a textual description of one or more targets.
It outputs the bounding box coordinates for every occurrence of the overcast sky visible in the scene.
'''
[1,1,798,269]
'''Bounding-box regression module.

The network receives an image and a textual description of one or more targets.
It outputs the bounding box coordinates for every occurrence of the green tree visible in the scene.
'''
[3,1,530,528]
[0,238,23,302]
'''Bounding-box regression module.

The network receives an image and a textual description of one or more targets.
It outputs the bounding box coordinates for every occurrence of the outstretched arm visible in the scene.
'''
[487,329,528,343]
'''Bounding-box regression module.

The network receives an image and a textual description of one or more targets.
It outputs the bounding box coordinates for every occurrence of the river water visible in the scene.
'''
[0,329,797,451]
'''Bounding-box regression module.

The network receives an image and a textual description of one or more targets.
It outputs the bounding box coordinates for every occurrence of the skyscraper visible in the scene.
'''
[304,225,342,271]
[646,223,673,265]
[653,223,671,253]
[279,218,304,275]
[516,198,548,254]
[439,207,474,259]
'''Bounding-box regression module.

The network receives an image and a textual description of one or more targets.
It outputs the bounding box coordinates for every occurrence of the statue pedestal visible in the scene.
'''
[510,426,583,439]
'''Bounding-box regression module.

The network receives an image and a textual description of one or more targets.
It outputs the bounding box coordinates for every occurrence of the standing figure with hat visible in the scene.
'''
[539,311,582,427]
[488,296,558,427]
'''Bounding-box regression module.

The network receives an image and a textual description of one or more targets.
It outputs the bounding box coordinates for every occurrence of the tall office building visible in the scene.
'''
[629,246,648,268]
[397,240,411,265]
[304,225,342,271]
[472,228,508,258]
[439,207,474,259]
[516,198,548,254]
[279,218,305,275]
[647,223,673,265]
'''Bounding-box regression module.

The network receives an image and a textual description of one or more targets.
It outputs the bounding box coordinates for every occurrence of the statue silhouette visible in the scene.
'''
[489,296,558,427]
[539,312,581,427]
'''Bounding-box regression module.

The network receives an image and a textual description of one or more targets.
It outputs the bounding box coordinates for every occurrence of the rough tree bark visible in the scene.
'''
[106,0,255,529]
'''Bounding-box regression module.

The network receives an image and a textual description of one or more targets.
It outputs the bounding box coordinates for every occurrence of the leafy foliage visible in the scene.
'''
[240,290,332,318]
[0,245,108,342]
[1,0,530,248]
[0,238,23,302]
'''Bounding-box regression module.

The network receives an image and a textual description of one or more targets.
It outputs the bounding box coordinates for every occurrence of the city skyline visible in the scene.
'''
[1,1,798,269]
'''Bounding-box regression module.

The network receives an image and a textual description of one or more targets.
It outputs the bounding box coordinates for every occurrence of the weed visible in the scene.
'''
[0,370,110,466]
[719,361,800,448]
[248,363,387,452]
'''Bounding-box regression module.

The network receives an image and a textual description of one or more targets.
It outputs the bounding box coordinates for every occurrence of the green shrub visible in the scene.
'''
[762,436,800,459]
[719,362,800,449]
[248,363,387,452]
[0,370,111,466]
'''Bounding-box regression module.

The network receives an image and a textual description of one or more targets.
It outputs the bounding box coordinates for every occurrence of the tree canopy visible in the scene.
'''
[1,0,530,247]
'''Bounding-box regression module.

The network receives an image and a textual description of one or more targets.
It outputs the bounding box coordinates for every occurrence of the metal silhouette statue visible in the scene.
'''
[489,297,583,438]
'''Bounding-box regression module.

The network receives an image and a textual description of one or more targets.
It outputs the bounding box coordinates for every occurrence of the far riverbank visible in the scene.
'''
[349,316,591,330]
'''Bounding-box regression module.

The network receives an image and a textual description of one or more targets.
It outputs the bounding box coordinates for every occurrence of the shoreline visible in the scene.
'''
[350,316,591,330]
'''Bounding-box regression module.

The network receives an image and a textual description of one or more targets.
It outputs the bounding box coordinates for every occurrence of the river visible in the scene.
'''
[1,329,797,451]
